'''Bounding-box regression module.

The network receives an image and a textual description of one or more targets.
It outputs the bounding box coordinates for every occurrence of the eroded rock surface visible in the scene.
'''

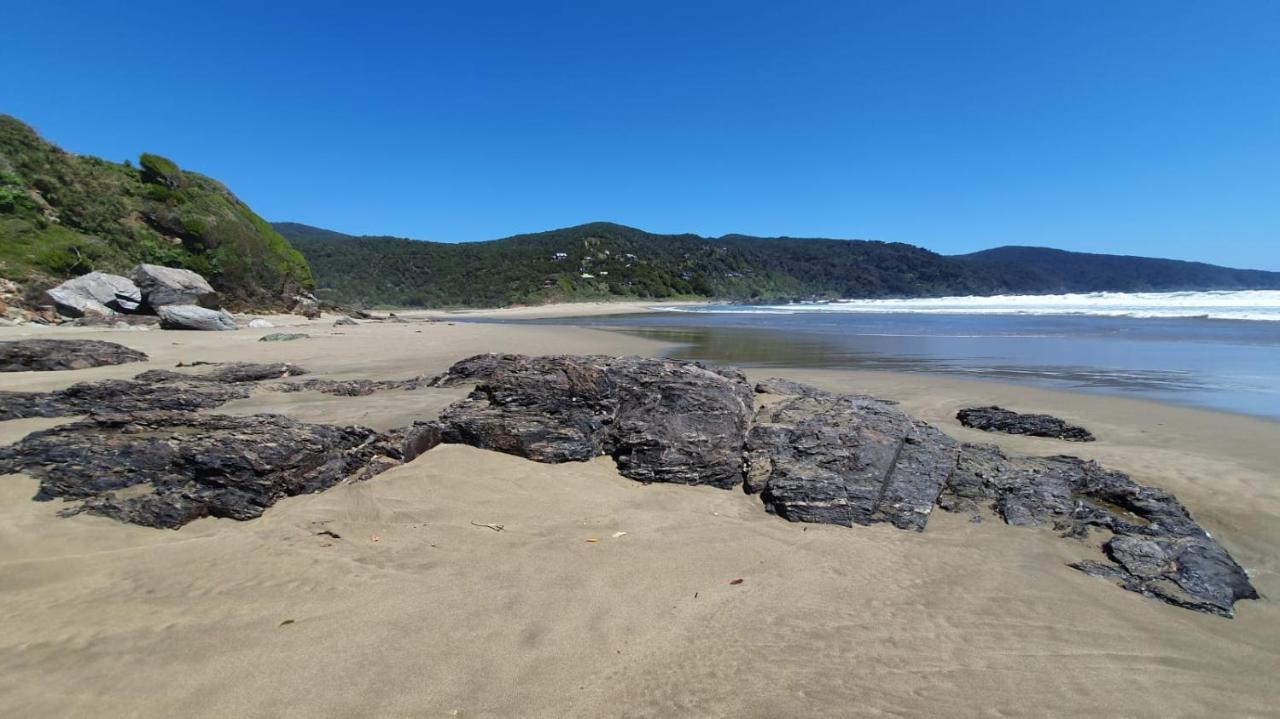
[0,363,306,420]
[941,443,1256,616]
[957,406,1095,442]
[0,411,405,528]
[0,339,148,372]
[432,354,753,487]
[271,377,425,397]
[747,379,956,531]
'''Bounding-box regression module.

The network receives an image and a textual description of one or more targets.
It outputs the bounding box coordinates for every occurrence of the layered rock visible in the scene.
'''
[746,379,957,530]
[271,377,425,397]
[957,406,1095,442]
[157,305,237,331]
[0,362,306,420]
[431,354,753,487]
[941,443,1256,616]
[131,263,219,308]
[0,411,405,529]
[44,272,143,317]
[0,378,252,421]
[0,339,148,372]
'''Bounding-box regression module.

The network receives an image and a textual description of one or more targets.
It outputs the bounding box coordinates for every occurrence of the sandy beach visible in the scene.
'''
[1,317,1277,718]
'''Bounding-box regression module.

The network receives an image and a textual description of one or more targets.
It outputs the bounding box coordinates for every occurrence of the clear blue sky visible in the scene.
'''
[5,1,1278,269]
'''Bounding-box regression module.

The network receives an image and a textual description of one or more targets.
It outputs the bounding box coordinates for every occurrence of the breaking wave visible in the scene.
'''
[653,290,1280,322]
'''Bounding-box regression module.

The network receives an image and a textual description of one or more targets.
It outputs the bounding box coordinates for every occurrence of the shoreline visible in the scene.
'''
[1,319,1277,717]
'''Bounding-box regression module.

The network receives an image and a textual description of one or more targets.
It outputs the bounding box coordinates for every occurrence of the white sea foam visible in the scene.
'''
[654,290,1280,321]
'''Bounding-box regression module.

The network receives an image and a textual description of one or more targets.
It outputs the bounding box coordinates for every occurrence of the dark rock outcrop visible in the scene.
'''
[157,305,238,331]
[0,378,253,421]
[271,377,425,397]
[957,406,1095,442]
[941,443,1256,616]
[0,362,305,420]
[136,362,308,384]
[431,354,753,488]
[0,411,405,529]
[0,339,148,372]
[746,379,957,531]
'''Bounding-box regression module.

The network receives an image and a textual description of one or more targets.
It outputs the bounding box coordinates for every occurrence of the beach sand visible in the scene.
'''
[1,317,1277,717]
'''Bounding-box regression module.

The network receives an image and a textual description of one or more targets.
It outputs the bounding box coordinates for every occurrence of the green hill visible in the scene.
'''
[275,221,1280,308]
[954,246,1280,293]
[0,116,312,310]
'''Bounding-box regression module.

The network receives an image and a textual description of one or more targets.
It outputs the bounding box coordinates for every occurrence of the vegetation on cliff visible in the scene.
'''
[0,116,312,309]
[277,221,1280,308]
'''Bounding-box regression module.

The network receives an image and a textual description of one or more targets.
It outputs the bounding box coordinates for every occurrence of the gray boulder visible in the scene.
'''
[157,305,237,331]
[260,332,309,342]
[131,263,218,308]
[44,272,142,317]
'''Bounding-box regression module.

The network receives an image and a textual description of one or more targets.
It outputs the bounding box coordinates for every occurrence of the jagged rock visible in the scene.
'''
[334,317,358,326]
[157,305,238,331]
[957,406,1095,442]
[260,332,309,342]
[0,411,405,529]
[431,354,753,488]
[131,263,218,308]
[0,379,252,421]
[746,379,957,530]
[0,362,305,420]
[0,339,148,372]
[135,362,308,384]
[942,443,1256,616]
[44,272,143,317]
[271,376,425,397]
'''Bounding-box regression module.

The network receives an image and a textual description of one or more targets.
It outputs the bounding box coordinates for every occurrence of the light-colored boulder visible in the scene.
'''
[157,305,238,331]
[248,318,274,328]
[131,264,218,308]
[44,272,142,317]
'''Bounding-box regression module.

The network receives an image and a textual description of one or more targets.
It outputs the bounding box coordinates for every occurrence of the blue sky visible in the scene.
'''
[4,1,1278,269]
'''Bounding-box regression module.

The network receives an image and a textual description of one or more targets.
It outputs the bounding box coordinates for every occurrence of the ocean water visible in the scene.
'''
[522,291,1280,420]
[653,290,1280,322]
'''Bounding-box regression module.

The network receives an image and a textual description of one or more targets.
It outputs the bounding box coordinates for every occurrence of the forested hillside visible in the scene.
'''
[0,116,312,309]
[277,221,1280,308]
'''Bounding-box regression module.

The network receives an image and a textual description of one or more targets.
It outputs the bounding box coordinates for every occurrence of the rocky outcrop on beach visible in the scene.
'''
[430,354,753,487]
[424,356,1256,616]
[0,411,405,529]
[745,383,957,531]
[271,377,426,397]
[0,351,1257,617]
[957,406,1095,442]
[940,443,1257,616]
[0,363,307,420]
[0,339,148,372]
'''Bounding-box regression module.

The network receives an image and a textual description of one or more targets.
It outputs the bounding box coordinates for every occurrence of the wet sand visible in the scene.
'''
[0,317,1277,717]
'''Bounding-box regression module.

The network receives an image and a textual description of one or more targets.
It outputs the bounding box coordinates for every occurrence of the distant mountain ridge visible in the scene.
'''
[274,221,1280,308]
